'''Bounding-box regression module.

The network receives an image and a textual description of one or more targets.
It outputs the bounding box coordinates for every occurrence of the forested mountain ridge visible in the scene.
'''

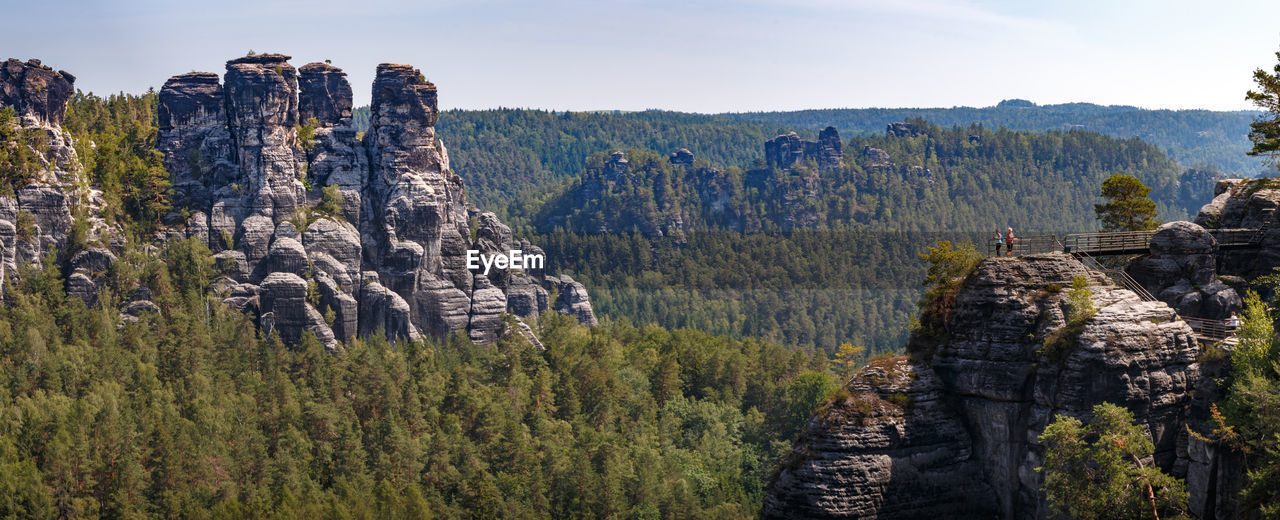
[722,99,1263,178]
[517,121,1207,354]
[531,119,1200,235]
[350,102,1261,215]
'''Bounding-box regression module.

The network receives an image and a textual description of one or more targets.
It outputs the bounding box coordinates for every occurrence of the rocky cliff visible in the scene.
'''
[2,55,595,350]
[765,126,843,170]
[765,253,1204,519]
[1196,177,1280,281]
[158,54,596,348]
[1126,221,1241,320]
[0,58,111,297]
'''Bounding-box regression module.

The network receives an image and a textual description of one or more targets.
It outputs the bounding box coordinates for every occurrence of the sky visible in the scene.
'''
[3,0,1279,113]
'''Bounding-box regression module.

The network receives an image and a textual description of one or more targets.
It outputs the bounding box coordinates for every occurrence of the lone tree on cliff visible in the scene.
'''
[1095,174,1160,232]
[1247,47,1280,166]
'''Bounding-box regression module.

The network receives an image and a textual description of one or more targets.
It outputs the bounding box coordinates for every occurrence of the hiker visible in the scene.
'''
[993,229,1004,256]
[1006,227,1016,256]
[1227,312,1240,330]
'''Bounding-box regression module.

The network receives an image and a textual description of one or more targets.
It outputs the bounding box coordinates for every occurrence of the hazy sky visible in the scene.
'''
[3,0,1279,112]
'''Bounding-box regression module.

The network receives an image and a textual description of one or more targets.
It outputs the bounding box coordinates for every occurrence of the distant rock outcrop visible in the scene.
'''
[153,54,595,348]
[764,126,843,170]
[766,253,1202,519]
[886,121,920,138]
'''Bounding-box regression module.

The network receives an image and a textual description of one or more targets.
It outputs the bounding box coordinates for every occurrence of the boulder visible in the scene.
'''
[1127,221,1241,319]
[267,236,309,276]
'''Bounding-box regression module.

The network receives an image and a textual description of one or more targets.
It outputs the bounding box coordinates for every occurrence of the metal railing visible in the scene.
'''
[1182,317,1237,342]
[1212,228,1266,247]
[1076,250,1157,302]
[1062,231,1157,255]
[986,235,1062,257]
[988,226,1266,258]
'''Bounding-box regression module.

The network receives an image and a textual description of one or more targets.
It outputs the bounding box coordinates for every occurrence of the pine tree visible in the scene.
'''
[1247,47,1280,166]
[1094,174,1161,231]
[1038,403,1188,520]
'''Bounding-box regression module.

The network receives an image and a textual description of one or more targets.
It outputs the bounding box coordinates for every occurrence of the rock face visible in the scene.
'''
[764,357,998,519]
[1,58,75,126]
[764,126,843,170]
[0,58,99,282]
[1194,177,1280,281]
[886,122,920,138]
[1126,221,1241,319]
[157,54,595,347]
[766,253,1202,519]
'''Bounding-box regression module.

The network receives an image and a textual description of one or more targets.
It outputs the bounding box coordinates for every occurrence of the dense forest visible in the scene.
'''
[52,96,1223,357]
[532,120,1199,234]
[0,87,858,520]
[349,102,1261,214]
[0,237,833,518]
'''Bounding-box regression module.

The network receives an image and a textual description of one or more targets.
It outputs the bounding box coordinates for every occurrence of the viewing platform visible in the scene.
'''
[985,229,1255,346]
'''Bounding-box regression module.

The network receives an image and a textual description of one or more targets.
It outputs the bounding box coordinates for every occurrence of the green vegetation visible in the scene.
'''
[1210,290,1280,515]
[1095,174,1161,231]
[62,90,171,232]
[1039,403,1189,520]
[1040,276,1097,363]
[909,240,982,354]
[530,120,1192,234]
[0,235,832,518]
[530,121,1194,355]
[298,116,319,153]
[0,107,42,191]
[1247,47,1280,168]
[537,230,938,355]
[1065,275,1097,323]
[356,103,1259,214]
[719,102,1263,181]
[316,184,345,218]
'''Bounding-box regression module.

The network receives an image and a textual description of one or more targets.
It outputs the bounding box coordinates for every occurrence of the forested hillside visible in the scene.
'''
[0,238,832,518]
[523,120,1201,354]
[349,102,1261,213]
[722,100,1263,180]
[534,120,1195,234]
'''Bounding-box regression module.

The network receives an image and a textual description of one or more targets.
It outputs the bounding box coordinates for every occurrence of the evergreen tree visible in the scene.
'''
[1247,47,1280,166]
[1038,403,1189,520]
[1095,174,1161,231]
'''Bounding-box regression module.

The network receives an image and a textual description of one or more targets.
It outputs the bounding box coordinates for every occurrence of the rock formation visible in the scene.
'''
[766,253,1203,519]
[764,126,843,170]
[151,54,595,348]
[886,122,920,138]
[1195,178,1280,280]
[1126,221,1241,319]
[764,357,998,519]
[0,58,105,285]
